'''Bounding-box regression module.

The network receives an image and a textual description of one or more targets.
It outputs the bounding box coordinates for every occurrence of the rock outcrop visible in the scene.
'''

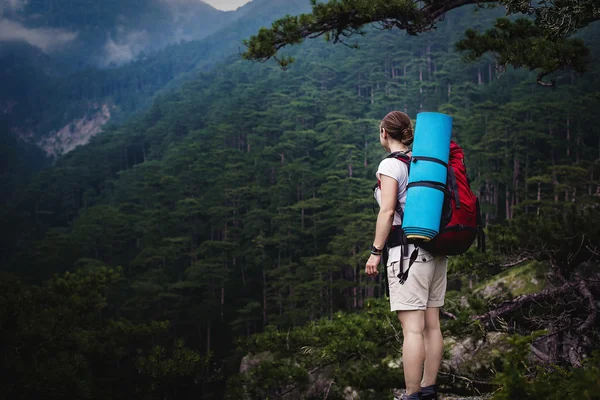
[37,104,112,158]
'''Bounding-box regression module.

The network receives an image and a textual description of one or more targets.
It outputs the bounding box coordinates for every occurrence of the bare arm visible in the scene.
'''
[366,174,398,277]
[373,175,398,249]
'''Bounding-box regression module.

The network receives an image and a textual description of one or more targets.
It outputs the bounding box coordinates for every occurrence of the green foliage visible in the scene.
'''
[243,0,598,79]
[3,3,600,398]
[487,206,600,279]
[227,298,405,399]
[0,266,212,399]
[491,334,600,400]
[456,18,590,85]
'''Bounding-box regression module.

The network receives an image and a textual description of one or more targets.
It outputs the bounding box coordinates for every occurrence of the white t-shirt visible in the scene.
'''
[374,157,409,226]
[374,156,433,266]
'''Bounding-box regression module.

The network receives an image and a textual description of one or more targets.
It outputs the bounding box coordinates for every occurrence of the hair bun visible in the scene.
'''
[381,111,414,146]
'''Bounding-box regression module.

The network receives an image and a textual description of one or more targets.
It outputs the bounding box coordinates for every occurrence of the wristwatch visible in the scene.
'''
[370,245,383,256]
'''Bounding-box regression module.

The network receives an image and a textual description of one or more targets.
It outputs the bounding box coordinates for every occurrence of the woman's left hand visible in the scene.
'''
[365,254,381,277]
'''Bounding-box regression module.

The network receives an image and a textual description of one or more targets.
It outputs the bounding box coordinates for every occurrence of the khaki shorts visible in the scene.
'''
[387,250,448,312]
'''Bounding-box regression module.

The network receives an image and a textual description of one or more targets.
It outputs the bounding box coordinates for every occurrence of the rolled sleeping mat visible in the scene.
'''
[402,112,452,241]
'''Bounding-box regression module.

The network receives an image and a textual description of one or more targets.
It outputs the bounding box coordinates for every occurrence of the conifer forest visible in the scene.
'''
[1,1,599,399]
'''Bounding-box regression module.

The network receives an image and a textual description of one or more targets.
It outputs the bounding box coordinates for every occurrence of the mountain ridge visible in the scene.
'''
[1,0,314,161]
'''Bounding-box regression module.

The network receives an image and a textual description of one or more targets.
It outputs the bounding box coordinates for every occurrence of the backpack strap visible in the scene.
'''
[374,151,415,286]
[398,246,420,285]
[448,166,461,208]
[387,151,411,164]
[407,181,449,195]
[389,152,410,217]
[411,156,448,168]
[476,198,486,252]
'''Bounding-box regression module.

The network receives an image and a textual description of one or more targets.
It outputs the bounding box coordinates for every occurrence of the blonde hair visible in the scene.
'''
[381,111,414,146]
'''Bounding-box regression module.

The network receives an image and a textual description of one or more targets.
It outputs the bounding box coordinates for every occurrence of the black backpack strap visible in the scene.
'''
[398,246,420,285]
[476,198,486,252]
[448,166,460,208]
[372,182,378,214]
[382,245,390,298]
[387,151,411,163]
[407,181,449,195]
[411,156,448,168]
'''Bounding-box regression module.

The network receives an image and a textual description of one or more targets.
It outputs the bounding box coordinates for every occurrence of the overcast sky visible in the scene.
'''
[203,0,252,11]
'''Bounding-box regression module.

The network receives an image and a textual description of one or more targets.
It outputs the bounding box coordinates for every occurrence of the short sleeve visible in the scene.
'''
[376,158,407,184]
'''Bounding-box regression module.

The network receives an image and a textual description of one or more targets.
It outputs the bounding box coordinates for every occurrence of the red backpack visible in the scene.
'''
[375,141,485,272]
[420,141,485,255]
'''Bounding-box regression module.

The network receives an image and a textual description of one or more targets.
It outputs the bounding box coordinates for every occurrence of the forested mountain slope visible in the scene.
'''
[0,0,312,203]
[1,0,313,148]
[1,4,599,399]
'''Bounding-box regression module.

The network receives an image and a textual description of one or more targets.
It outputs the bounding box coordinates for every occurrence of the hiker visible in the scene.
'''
[366,110,447,400]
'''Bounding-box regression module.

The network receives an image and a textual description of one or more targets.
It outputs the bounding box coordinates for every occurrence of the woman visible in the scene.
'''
[366,111,448,400]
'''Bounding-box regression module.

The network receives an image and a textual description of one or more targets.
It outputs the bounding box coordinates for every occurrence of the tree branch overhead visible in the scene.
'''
[242,0,598,83]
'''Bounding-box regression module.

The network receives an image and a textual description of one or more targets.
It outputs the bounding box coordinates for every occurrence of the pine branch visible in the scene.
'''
[242,0,496,63]
[242,0,598,83]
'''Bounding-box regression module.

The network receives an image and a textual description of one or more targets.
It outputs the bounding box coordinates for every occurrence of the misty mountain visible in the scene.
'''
[1,0,313,149]
[0,0,240,70]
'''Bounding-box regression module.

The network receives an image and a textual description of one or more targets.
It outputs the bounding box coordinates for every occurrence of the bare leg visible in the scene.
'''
[422,307,444,387]
[397,310,425,395]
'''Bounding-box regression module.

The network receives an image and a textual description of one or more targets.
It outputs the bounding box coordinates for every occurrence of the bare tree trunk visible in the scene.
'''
[279,289,282,316]
[576,124,581,164]
[221,286,225,322]
[359,265,364,308]
[434,60,438,92]
[524,145,529,201]
[353,251,358,309]
[329,268,333,320]
[552,148,559,203]
[537,181,541,215]
[566,117,571,157]
[513,155,520,207]
[427,43,431,80]
[485,180,491,224]
[206,320,211,357]
[263,266,267,325]
[493,182,499,220]
[505,186,511,220]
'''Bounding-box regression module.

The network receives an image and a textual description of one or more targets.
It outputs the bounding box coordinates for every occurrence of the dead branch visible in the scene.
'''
[470,282,574,321]
[437,369,496,391]
[577,279,597,332]
[530,344,550,362]
[501,256,532,268]
[442,310,458,320]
